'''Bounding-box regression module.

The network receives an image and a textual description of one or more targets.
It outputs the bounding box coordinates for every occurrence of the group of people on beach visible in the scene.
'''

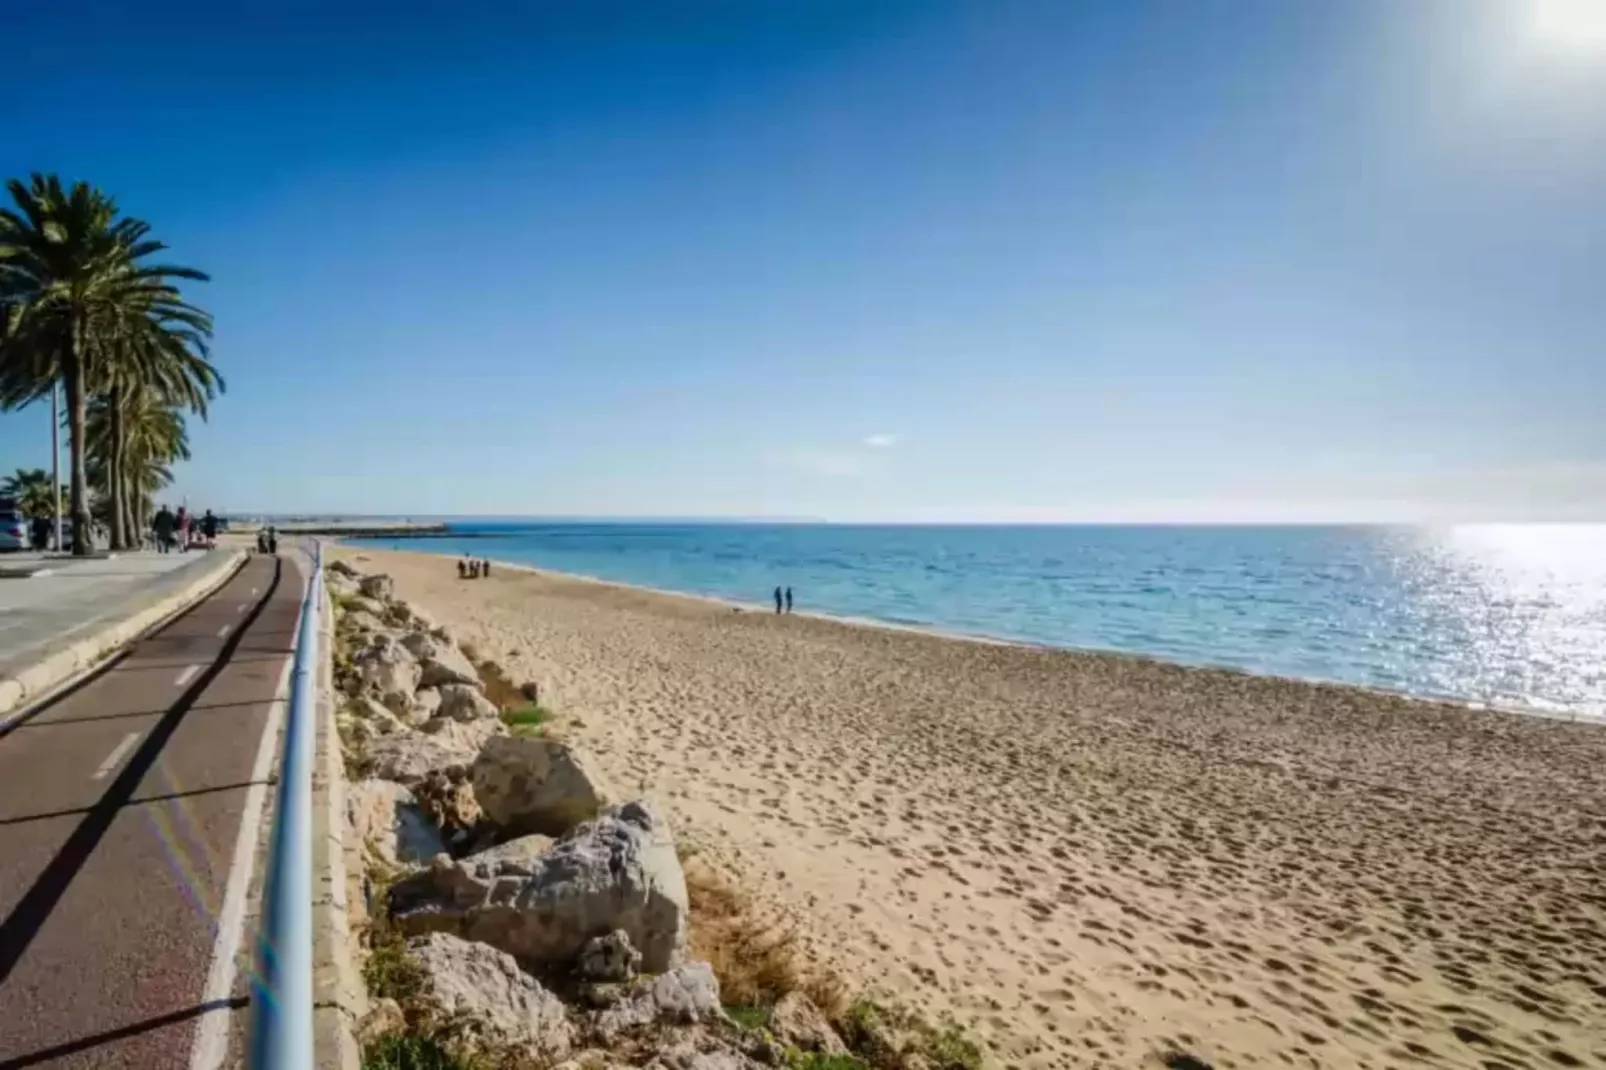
[773,585,794,614]
[151,505,220,553]
[458,557,491,579]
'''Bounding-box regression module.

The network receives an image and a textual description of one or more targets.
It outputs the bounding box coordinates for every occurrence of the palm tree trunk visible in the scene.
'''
[63,338,91,557]
[107,388,128,551]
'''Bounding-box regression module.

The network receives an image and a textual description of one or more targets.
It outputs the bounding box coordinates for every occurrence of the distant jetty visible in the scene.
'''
[234,520,462,539]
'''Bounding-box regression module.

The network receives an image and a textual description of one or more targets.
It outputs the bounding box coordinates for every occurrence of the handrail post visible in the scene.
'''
[250,538,322,1069]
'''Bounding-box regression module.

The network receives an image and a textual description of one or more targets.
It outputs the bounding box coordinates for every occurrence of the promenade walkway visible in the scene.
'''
[0,551,308,1068]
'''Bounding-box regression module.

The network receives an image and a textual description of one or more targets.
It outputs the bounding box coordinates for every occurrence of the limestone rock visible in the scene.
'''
[408,932,573,1060]
[408,686,444,725]
[356,636,420,707]
[340,609,388,636]
[328,560,360,578]
[420,716,504,754]
[346,595,387,617]
[644,1044,764,1070]
[327,572,360,599]
[389,800,688,973]
[471,735,614,836]
[594,962,722,1041]
[769,992,846,1055]
[414,766,483,844]
[576,929,641,983]
[400,633,483,689]
[350,696,407,735]
[436,682,499,722]
[466,833,556,872]
[367,730,484,786]
[359,574,395,601]
[348,779,446,869]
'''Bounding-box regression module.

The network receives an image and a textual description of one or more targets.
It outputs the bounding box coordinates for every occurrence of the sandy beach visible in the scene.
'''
[332,545,1606,1070]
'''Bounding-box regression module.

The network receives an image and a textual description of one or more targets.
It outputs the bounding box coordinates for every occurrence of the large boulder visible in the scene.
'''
[340,609,388,637]
[348,779,446,868]
[414,766,483,847]
[366,727,491,786]
[327,572,361,599]
[472,735,614,836]
[359,574,395,601]
[407,932,573,1060]
[401,633,483,689]
[356,636,420,707]
[436,682,499,722]
[389,800,688,973]
[594,962,722,1041]
[328,560,360,578]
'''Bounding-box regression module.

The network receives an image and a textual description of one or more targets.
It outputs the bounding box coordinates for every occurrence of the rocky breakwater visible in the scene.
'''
[327,560,874,1070]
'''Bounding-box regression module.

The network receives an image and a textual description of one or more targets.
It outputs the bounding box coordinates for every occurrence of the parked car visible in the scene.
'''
[0,509,28,552]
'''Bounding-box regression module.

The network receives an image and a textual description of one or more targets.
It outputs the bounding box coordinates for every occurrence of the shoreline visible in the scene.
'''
[338,541,1602,726]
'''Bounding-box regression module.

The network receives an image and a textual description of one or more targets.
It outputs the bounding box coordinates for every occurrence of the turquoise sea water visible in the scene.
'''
[346,523,1606,718]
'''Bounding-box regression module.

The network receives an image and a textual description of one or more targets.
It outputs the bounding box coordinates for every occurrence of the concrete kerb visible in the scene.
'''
[311,569,363,1070]
[0,550,248,720]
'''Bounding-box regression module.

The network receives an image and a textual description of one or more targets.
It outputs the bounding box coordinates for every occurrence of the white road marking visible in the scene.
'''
[217,624,230,639]
[237,603,248,614]
[188,615,297,1070]
[92,732,142,780]
[250,587,258,596]
[174,664,201,687]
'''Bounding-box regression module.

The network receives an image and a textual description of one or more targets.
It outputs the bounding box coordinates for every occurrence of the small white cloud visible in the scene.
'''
[863,433,902,448]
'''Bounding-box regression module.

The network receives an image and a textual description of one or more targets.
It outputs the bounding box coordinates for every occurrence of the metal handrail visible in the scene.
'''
[250,539,322,1068]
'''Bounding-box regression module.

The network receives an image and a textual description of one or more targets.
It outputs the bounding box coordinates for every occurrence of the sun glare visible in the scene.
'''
[1527,0,1606,53]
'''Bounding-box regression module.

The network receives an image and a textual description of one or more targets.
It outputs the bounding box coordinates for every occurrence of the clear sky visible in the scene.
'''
[2,0,1603,522]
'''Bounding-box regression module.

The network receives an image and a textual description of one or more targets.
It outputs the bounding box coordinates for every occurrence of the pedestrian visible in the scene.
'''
[457,558,467,579]
[201,509,219,549]
[153,504,176,553]
[785,586,793,614]
[482,559,491,578]
[773,586,783,614]
[176,506,191,552]
[266,525,278,555]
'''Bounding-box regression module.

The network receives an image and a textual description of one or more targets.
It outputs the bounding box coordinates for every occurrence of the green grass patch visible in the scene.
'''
[363,930,426,1005]
[501,704,551,727]
[786,1056,871,1070]
[725,1004,769,1031]
[361,1033,481,1070]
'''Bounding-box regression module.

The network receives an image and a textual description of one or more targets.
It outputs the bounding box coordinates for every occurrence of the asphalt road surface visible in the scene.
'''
[0,551,305,1069]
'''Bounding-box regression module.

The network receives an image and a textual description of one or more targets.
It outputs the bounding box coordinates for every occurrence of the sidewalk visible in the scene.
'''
[0,550,246,716]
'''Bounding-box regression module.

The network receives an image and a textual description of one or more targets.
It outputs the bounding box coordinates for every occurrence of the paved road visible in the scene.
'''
[0,552,305,1069]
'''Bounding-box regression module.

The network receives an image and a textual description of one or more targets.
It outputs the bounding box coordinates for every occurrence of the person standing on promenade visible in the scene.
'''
[153,504,176,553]
[785,586,793,613]
[201,509,219,549]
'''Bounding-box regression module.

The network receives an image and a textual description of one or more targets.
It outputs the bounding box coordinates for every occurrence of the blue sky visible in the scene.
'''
[2,0,1603,522]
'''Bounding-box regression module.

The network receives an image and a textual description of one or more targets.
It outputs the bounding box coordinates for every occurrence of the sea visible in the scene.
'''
[345,522,1606,719]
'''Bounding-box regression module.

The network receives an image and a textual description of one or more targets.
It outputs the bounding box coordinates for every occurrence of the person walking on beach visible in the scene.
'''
[774,586,783,614]
[785,586,793,614]
[482,559,490,578]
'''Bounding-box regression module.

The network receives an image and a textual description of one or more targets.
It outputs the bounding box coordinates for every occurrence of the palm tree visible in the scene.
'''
[1,467,60,521]
[0,174,216,555]
[86,388,190,543]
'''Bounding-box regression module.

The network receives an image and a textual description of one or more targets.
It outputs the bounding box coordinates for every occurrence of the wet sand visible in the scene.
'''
[333,545,1606,1070]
